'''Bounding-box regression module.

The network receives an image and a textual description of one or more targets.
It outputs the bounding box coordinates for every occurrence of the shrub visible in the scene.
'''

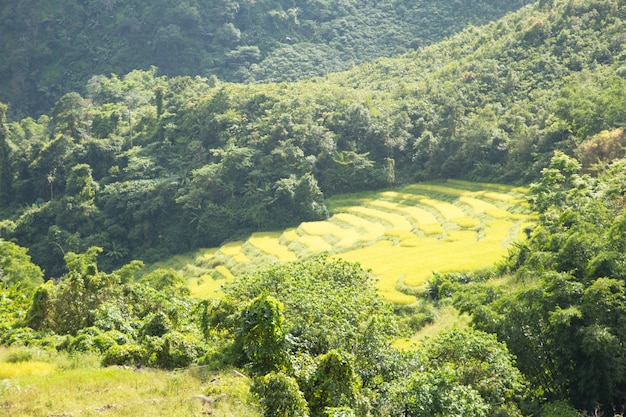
[251,371,309,417]
[141,311,172,337]
[540,401,582,417]
[147,332,205,369]
[102,343,146,367]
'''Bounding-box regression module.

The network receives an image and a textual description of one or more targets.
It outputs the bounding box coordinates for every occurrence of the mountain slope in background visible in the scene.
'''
[0,0,533,117]
[2,0,626,277]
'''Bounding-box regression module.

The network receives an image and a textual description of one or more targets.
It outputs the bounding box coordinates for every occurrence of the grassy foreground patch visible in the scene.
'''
[0,348,258,417]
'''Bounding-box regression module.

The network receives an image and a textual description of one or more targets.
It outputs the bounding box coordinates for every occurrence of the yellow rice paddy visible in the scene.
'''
[248,231,297,262]
[218,241,250,264]
[181,182,531,305]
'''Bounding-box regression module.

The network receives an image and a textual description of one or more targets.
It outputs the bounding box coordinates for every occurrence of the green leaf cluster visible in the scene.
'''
[455,153,626,415]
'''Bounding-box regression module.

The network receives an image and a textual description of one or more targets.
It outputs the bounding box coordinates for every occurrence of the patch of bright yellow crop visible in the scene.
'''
[370,200,447,233]
[218,241,250,264]
[452,216,481,228]
[344,206,413,230]
[298,221,361,249]
[189,274,225,299]
[420,198,467,219]
[419,223,445,235]
[482,191,517,202]
[214,265,235,280]
[0,361,56,378]
[296,234,333,253]
[459,196,512,219]
[332,212,386,242]
[248,232,297,262]
[385,230,421,247]
[379,191,426,203]
[341,224,513,292]
[280,228,299,244]
[404,183,466,196]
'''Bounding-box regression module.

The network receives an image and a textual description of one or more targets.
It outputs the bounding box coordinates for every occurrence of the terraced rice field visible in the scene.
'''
[182,181,531,304]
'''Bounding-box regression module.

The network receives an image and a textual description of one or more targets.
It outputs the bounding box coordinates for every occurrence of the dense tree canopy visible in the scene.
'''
[0,0,533,117]
[0,0,625,277]
[452,153,626,415]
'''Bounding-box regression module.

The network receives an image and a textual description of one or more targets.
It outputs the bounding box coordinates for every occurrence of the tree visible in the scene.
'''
[464,155,626,414]
[65,163,98,203]
[252,372,309,417]
[234,295,290,375]
[0,240,43,290]
[420,329,527,417]
[389,366,489,417]
[225,256,396,358]
[52,92,89,139]
[306,349,362,417]
[0,102,12,205]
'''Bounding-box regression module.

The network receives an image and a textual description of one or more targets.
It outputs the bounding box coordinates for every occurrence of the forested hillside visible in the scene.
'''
[2,0,626,277]
[0,0,533,117]
[3,0,626,416]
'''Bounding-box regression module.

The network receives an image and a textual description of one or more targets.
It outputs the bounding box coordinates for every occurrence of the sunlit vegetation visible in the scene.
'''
[3,0,626,415]
[155,181,530,305]
[0,348,257,417]
[0,0,535,117]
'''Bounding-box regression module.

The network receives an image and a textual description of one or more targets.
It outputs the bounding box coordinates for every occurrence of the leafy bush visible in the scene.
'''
[540,401,582,417]
[102,343,146,367]
[146,332,206,369]
[251,371,309,417]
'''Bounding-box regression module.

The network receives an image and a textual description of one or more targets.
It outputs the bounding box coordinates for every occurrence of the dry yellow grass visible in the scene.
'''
[1,364,258,417]
[248,232,297,262]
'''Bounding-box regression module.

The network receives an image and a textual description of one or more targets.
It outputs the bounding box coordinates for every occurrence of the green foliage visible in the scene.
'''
[224,256,396,358]
[539,401,583,417]
[0,240,43,290]
[0,1,534,117]
[140,268,187,292]
[234,295,290,375]
[5,0,626,276]
[305,350,363,417]
[420,329,527,416]
[389,366,489,417]
[252,371,309,417]
[461,154,626,414]
[147,331,206,369]
[101,343,147,367]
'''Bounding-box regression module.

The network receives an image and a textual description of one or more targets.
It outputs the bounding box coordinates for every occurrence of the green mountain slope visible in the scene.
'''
[2,0,626,277]
[0,0,533,117]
